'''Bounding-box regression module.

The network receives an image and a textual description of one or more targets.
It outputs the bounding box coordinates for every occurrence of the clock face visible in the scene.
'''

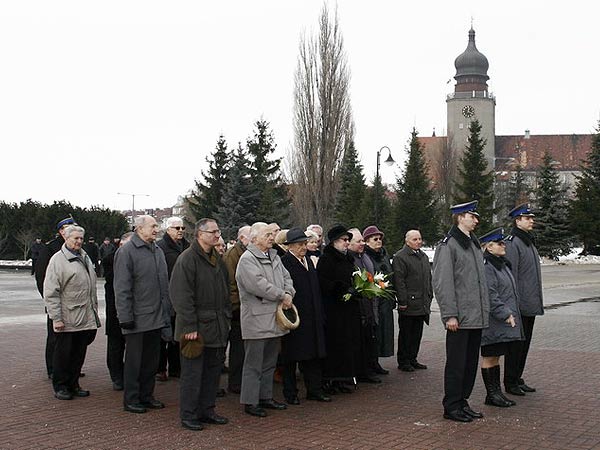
[462,105,475,118]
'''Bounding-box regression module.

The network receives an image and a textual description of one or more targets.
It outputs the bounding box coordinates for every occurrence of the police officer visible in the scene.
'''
[433,201,489,423]
[34,215,77,379]
[503,204,543,396]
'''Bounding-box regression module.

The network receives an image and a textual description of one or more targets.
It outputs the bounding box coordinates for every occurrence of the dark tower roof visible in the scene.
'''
[454,28,489,92]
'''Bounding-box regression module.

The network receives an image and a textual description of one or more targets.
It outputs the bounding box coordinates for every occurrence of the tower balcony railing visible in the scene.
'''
[446,91,495,100]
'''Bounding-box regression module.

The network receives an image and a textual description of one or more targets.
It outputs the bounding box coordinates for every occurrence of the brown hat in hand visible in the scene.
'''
[180,333,204,359]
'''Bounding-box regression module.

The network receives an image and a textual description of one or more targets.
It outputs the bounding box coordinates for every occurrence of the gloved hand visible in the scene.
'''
[347,287,358,297]
[119,321,135,330]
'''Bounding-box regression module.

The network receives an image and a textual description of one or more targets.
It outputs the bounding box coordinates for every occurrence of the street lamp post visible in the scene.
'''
[374,146,395,224]
[117,192,150,225]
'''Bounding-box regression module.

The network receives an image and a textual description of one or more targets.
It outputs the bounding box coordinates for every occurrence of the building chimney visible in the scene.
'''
[524,129,530,139]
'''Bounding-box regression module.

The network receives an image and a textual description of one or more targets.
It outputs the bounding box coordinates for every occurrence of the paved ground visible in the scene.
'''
[1,266,599,450]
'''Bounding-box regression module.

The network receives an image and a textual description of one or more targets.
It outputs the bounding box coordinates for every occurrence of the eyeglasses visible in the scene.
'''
[170,226,186,231]
[340,237,350,242]
[371,237,382,242]
[201,229,222,236]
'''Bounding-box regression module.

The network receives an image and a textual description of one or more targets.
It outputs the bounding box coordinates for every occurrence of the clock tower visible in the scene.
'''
[447,27,496,169]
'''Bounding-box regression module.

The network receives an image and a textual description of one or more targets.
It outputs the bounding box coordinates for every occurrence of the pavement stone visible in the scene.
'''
[0,268,599,449]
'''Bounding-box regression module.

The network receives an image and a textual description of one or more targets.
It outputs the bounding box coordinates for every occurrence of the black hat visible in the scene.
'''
[509,203,535,218]
[450,200,479,217]
[479,227,507,244]
[284,227,309,245]
[327,225,353,243]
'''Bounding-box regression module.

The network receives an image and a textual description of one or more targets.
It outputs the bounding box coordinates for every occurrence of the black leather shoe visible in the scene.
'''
[285,396,300,405]
[411,361,428,370]
[399,364,415,372]
[443,410,473,423]
[374,366,390,375]
[462,405,483,418]
[141,399,165,409]
[216,388,226,398]
[79,372,85,378]
[244,404,267,417]
[112,381,124,391]
[306,392,332,402]
[54,389,73,400]
[506,385,526,396]
[519,382,536,392]
[358,376,382,384]
[124,403,147,414]
[199,413,229,425]
[71,388,90,397]
[228,386,241,394]
[259,398,287,410]
[181,419,203,431]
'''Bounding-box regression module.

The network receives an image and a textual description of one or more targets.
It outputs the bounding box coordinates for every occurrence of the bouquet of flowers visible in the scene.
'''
[343,268,395,301]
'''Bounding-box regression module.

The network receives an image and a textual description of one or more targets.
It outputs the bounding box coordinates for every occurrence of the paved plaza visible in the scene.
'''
[1,265,599,450]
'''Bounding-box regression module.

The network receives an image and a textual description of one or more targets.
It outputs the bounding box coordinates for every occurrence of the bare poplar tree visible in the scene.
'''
[288,4,354,228]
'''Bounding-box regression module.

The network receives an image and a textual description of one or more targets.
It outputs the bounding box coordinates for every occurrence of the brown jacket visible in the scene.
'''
[223,241,246,312]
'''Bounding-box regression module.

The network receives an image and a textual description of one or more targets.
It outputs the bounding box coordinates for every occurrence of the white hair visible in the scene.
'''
[134,215,154,229]
[237,225,251,239]
[405,229,421,241]
[249,222,269,241]
[305,230,319,241]
[165,216,183,228]
[64,225,85,239]
[347,228,361,240]
[306,224,322,234]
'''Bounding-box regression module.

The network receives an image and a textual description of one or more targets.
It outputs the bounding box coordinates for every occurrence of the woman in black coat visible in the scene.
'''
[479,228,524,408]
[317,225,361,394]
[280,228,329,404]
[363,225,395,366]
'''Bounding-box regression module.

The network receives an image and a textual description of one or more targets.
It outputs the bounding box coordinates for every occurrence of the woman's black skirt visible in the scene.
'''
[481,341,508,357]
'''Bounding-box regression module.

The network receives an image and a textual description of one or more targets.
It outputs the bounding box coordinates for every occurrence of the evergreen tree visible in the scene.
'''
[569,122,600,255]
[360,174,392,231]
[216,144,260,241]
[455,119,495,231]
[334,141,366,227]
[187,135,230,220]
[534,152,571,259]
[246,119,289,225]
[392,128,439,248]
[496,165,530,228]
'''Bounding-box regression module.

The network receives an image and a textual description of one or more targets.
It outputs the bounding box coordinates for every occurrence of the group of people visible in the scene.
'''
[35,199,543,429]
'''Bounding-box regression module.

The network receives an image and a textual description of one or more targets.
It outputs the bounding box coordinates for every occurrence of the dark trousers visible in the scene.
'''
[357,323,377,378]
[397,314,425,366]
[240,338,280,405]
[282,358,324,399]
[504,316,536,387]
[52,329,96,392]
[180,347,225,421]
[106,329,125,383]
[443,328,482,413]
[123,329,161,405]
[46,316,57,376]
[158,316,180,376]
[227,318,244,391]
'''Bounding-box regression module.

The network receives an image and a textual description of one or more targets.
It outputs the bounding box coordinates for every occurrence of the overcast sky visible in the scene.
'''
[1,1,598,212]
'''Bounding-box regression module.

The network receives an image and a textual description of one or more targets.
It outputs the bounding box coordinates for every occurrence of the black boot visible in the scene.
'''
[492,366,516,406]
[482,367,512,407]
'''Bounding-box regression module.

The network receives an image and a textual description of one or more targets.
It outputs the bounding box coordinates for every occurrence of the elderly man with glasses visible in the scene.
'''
[156,217,190,382]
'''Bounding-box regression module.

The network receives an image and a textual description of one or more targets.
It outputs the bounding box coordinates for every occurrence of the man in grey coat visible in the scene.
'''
[433,201,489,423]
[170,218,231,431]
[114,215,172,414]
[503,203,543,396]
[236,222,295,418]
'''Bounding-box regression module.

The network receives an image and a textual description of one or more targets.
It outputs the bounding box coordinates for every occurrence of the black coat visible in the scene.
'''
[102,251,121,336]
[281,253,327,362]
[393,245,433,318]
[34,236,64,297]
[157,233,190,279]
[317,245,361,379]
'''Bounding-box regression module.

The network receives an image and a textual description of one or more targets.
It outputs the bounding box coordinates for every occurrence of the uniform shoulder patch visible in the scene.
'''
[438,235,452,246]
[505,235,514,241]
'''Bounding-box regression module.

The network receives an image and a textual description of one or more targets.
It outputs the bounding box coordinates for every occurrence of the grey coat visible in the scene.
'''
[481,252,525,346]
[504,227,544,316]
[393,245,433,317]
[114,234,172,337]
[236,244,295,340]
[432,226,489,329]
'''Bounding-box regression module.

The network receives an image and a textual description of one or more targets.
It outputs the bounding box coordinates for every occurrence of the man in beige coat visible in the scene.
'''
[44,225,100,400]
[236,222,295,417]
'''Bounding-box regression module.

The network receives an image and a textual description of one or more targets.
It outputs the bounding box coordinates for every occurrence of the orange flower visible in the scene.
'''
[366,272,374,283]
[378,281,386,289]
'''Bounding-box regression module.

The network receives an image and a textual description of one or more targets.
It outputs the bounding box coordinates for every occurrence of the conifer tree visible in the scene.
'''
[392,128,439,248]
[334,141,366,227]
[570,122,600,255]
[497,165,530,228]
[247,119,289,224]
[360,174,391,232]
[535,152,571,259]
[216,144,260,241]
[187,135,230,220]
[455,119,495,230]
